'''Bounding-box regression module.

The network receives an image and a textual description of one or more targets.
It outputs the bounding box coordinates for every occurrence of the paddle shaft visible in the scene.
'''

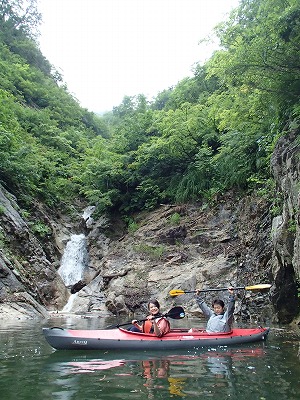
[106,306,184,329]
[169,284,271,297]
[185,286,246,294]
[112,315,165,328]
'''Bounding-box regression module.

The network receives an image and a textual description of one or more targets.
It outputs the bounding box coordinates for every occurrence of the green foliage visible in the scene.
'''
[172,145,216,202]
[28,221,51,238]
[0,228,5,248]
[247,176,275,197]
[0,0,41,41]
[133,243,165,260]
[0,0,298,219]
[210,0,300,109]
[288,219,297,234]
[127,218,139,233]
[168,213,181,225]
[0,15,109,210]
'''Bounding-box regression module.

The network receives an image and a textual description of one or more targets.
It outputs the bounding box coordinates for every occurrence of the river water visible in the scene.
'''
[1,315,299,400]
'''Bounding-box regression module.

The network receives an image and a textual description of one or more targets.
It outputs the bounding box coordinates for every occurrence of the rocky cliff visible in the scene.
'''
[270,129,300,323]
[0,187,69,319]
[0,131,299,324]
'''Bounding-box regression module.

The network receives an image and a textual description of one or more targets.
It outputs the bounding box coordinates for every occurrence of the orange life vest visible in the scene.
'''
[142,319,154,333]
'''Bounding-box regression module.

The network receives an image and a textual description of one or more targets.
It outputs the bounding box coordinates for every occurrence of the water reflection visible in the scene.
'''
[44,346,266,399]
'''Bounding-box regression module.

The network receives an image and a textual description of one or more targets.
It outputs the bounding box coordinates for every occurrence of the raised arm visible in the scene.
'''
[195,291,213,318]
[224,288,235,325]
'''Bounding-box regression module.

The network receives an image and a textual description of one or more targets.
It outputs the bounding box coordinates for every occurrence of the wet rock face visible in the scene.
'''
[60,196,274,322]
[271,130,300,322]
[272,263,298,323]
[0,188,27,232]
[70,280,86,294]
[158,226,187,245]
[0,184,69,318]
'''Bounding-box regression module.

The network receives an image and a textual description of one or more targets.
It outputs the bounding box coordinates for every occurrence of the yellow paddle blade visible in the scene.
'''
[244,284,272,290]
[169,289,186,297]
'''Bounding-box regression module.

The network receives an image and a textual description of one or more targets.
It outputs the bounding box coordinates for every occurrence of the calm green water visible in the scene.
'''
[0,316,299,400]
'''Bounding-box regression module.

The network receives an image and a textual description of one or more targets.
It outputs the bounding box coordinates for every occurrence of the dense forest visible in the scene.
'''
[1,0,299,227]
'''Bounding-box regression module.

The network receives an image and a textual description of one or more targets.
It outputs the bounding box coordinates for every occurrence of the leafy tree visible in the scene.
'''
[209,0,300,110]
[151,88,173,111]
[173,145,216,202]
[0,0,41,40]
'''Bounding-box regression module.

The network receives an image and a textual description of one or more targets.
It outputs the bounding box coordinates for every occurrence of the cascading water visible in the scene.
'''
[82,205,95,228]
[58,206,95,313]
[58,234,89,287]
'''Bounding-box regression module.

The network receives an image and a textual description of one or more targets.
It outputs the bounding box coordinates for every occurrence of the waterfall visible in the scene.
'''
[62,293,77,312]
[58,234,89,287]
[82,205,96,228]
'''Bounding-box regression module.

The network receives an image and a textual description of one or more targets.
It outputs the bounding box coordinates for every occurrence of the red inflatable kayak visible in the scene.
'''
[43,326,270,350]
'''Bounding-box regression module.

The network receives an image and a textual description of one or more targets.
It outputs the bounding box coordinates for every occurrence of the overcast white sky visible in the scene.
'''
[38,0,240,113]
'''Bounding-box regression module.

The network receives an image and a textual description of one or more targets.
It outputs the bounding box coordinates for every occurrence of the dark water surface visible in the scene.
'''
[0,315,299,400]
